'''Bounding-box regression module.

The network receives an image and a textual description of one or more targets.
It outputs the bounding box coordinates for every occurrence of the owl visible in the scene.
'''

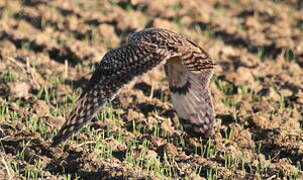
[51,28,215,146]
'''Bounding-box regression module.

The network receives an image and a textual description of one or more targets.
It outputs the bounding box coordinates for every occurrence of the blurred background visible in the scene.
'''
[0,0,302,179]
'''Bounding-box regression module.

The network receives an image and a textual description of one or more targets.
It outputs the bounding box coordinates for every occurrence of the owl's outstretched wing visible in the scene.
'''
[165,49,215,138]
[51,43,173,146]
[51,28,215,146]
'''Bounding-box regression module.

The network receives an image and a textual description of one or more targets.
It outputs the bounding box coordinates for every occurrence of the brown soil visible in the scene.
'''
[0,0,302,179]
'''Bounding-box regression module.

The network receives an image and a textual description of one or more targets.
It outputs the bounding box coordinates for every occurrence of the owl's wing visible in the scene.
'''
[52,28,215,146]
[51,43,172,146]
[165,56,215,138]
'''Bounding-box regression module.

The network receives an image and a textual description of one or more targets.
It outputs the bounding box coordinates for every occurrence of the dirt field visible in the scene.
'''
[0,0,302,179]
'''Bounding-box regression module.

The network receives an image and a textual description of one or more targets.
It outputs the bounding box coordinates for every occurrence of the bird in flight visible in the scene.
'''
[51,28,215,146]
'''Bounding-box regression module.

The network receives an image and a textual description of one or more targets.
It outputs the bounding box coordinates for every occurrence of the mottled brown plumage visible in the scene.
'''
[51,28,215,146]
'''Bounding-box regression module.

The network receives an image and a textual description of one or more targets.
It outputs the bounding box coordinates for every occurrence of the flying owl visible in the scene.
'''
[51,28,215,146]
